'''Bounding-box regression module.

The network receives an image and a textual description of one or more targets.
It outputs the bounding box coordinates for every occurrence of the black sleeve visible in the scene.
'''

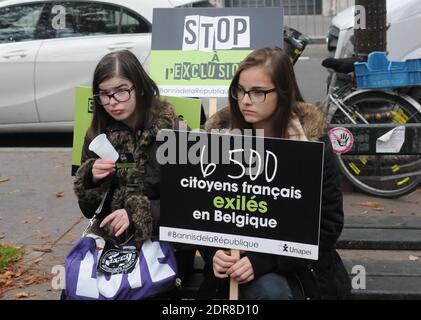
[318,136,344,247]
[274,137,344,274]
[245,252,278,278]
[198,246,219,269]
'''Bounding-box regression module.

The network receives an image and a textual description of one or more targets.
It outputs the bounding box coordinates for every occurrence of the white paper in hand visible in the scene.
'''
[88,133,119,161]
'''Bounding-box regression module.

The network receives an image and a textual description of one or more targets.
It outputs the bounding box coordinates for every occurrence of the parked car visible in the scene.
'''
[327,0,421,60]
[0,0,212,132]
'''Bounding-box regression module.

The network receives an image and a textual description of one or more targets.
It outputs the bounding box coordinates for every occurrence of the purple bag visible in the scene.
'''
[64,235,177,300]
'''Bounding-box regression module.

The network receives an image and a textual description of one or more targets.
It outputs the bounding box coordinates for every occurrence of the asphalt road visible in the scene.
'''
[295,43,331,103]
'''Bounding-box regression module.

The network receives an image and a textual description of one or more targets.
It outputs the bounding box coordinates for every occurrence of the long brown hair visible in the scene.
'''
[89,50,161,138]
[229,46,304,138]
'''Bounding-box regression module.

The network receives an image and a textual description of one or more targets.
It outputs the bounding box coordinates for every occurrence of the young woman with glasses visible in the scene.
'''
[71,50,183,299]
[199,46,351,300]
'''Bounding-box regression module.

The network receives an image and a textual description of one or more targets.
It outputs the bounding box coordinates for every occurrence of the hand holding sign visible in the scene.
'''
[213,249,238,278]
[213,249,246,300]
[227,253,254,284]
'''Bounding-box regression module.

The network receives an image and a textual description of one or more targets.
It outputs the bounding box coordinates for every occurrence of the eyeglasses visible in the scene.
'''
[94,86,135,106]
[230,86,276,104]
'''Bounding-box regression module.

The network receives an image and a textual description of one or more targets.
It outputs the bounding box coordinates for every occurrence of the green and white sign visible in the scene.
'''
[150,8,283,97]
[71,86,202,175]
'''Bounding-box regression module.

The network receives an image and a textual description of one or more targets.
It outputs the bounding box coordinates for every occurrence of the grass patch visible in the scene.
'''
[0,245,23,271]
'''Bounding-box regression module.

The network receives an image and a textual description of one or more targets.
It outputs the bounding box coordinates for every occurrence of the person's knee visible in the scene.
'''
[240,273,293,300]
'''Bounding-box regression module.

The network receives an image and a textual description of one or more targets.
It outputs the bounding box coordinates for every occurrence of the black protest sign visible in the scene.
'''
[158,130,324,260]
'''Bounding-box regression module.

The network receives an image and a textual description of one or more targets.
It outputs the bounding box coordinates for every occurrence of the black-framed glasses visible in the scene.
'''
[94,86,135,106]
[230,86,276,104]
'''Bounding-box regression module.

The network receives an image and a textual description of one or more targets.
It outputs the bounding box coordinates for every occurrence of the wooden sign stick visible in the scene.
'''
[209,97,218,118]
[208,97,240,300]
[229,249,240,300]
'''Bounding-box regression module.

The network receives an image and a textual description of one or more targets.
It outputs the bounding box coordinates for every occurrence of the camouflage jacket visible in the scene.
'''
[74,102,178,248]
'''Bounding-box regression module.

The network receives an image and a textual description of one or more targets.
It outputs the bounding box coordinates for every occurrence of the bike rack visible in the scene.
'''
[328,123,421,155]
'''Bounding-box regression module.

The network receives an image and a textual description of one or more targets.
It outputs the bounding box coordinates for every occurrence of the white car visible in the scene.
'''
[0,0,211,132]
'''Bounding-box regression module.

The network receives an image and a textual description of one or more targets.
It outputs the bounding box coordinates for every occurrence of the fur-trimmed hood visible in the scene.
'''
[205,102,326,141]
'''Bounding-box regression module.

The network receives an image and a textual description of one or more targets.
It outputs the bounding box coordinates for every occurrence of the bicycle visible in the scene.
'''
[321,56,421,198]
[283,25,310,66]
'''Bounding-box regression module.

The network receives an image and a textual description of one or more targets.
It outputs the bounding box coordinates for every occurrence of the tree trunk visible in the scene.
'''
[354,0,387,58]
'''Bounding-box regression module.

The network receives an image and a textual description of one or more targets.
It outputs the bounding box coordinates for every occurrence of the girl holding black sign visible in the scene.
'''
[199,47,351,300]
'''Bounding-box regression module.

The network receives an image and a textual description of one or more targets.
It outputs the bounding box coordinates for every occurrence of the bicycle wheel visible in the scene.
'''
[330,90,421,198]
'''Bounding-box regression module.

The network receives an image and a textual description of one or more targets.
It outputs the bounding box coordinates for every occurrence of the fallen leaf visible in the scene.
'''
[0,271,14,280]
[21,219,28,224]
[37,216,44,223]
[372,207,385,212]
[24,275,40,286]
[360,210,369,215]
[15,292,29,299]
[0,178,10,184]
[54,191,64,198]
[32,247,52,253]
[409,255,419,261]
[4,280,14,287]
[390,209,397,214]
[6,270,16,277]
[33,257,43,264]
[0,234,5,240]
[356,201,381,208]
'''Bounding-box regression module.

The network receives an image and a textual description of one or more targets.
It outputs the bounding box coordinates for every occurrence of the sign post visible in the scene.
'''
[229,249,240,300]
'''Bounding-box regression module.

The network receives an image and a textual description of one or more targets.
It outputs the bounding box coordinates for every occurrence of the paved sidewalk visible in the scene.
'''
[0,148,84,300]
[0,148,420,300]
